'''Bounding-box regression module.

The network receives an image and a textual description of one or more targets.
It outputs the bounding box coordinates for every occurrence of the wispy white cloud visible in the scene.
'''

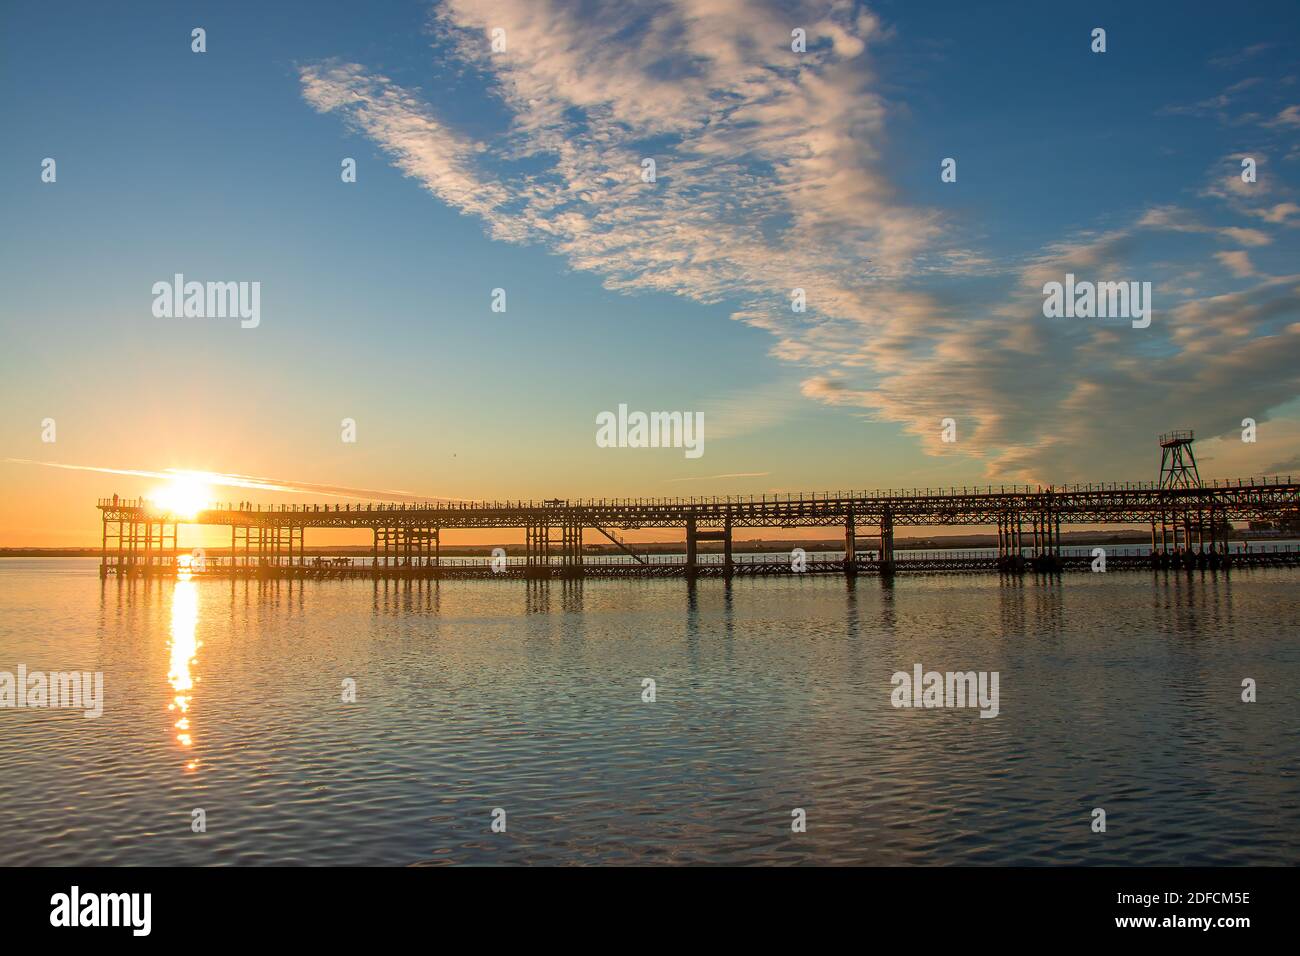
[1160,77,1267,124]
[698,379,814,441]
[1265,104,1300,128]
[300,2,1300,482]
[1215,249,1256,277]
[300,1,955,310]
[1209,42,1276,69]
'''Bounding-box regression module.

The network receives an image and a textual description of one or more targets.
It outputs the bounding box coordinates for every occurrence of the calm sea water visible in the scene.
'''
[0,557,1296,866]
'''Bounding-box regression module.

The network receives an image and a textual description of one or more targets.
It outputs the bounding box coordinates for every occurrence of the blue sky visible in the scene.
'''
[2,0,1299,542]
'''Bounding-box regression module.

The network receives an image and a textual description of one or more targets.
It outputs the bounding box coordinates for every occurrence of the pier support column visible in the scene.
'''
[723,515,733,578]
[525,522,552,579]
[879,509,895,577]
[844,513,857,575]
[685,515,698,578]
[557,521,583,579]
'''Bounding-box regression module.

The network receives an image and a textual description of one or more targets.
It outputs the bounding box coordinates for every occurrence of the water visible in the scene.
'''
[1,558,1296,866]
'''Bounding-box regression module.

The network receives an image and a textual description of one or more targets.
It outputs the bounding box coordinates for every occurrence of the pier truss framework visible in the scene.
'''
[97,478,1299,579]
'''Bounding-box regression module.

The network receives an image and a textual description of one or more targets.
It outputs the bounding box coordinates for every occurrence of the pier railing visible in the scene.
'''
[96,474,1298,516]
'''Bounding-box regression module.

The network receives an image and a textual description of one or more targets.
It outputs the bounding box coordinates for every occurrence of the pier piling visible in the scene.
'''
[94,478,1298,581]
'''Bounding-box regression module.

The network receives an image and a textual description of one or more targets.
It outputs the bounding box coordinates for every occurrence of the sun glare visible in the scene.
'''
[149,475,212,519]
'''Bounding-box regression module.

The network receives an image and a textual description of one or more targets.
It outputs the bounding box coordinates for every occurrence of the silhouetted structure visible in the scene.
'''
[97,473,1299,580]
[1159,430,1201,489]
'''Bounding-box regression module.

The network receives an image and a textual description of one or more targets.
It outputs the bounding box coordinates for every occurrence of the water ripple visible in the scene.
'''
[0,559,1296,865]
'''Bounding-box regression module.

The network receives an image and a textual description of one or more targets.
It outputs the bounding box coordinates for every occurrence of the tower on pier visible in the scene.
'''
[1158,430,1201,489]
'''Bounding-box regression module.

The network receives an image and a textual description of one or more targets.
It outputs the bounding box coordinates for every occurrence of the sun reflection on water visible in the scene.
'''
[168,570,201,769]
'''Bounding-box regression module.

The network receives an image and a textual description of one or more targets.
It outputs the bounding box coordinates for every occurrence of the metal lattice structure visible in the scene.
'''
[1159,430,1201,489]
[97,475,1299,579]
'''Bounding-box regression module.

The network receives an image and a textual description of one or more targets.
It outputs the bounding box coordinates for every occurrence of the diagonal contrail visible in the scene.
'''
[664,472,771,483]
[2,459,472,503]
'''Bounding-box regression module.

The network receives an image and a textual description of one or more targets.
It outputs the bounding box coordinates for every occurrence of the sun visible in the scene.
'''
[149,475,213,520]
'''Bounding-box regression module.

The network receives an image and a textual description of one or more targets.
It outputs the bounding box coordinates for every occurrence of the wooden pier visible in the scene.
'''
[97,476,1300,581]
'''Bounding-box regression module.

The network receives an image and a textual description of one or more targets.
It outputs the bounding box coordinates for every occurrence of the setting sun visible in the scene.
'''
[148,474,212,519]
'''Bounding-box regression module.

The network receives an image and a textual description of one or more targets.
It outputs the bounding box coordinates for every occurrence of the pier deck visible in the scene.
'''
[96,477,1299,580]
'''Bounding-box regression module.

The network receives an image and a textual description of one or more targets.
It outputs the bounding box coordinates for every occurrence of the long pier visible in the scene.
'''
[97,476,1300,580]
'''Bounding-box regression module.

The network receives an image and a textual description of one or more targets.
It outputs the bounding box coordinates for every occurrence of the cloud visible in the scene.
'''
[299,2,1300,483]
[299,60,516,235]
[1218,226,1272,246]
[1159,77,1266,123]
[1255,201,1300,224]
[300,1,952,308]
[1139,202,1272,246]
[1215,250,1256,277]
[1265,105,1300,128]
[1209,43,1275,69]
[1200,153,1300,233]
[797,221,1300,482]
[698,379,813,440]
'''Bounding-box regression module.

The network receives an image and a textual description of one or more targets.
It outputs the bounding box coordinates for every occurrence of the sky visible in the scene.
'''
[2,0,1299,546]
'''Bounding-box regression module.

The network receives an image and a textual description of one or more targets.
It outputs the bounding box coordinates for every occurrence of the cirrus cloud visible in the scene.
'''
[300,1,1300,483]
